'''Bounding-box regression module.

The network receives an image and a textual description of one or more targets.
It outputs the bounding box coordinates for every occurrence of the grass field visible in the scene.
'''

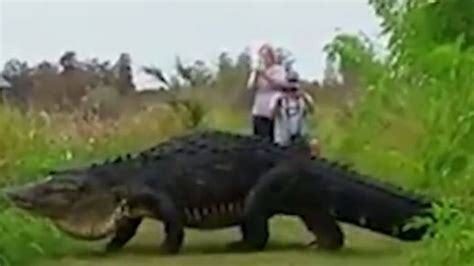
[36,217,411,266]
[0,104,428,266]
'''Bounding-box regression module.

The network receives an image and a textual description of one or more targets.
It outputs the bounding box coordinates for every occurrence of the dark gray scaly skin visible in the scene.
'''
[6,130,434,255]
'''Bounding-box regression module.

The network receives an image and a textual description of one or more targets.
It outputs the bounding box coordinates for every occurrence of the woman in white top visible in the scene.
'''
[247,44,292,141]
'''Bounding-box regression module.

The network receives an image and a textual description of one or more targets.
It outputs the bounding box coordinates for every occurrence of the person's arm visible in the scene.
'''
[247,55,267,90]
[269,94,282,119]
[257,66,291,90]
[246,70,258,90]
[302,92,315,113]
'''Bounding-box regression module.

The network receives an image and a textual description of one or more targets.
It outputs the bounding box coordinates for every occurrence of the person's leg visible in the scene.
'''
[273,119,285,146]
[252,116,264,136]
[267,118,275,142]
[253,116,274,141]
[260,116,274,142]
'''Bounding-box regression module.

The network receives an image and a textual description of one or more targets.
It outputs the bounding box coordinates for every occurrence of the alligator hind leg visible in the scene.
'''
[106,217,143,252]
[235,159,345,251]
[227,161,305,251]
[299,210,344,250]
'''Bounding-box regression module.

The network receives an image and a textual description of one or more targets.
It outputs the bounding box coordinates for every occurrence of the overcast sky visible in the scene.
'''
[0,0,383,88]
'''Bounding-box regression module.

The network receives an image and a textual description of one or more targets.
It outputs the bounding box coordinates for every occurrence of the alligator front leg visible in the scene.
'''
[126,191,185,254]
[106,217,143,252]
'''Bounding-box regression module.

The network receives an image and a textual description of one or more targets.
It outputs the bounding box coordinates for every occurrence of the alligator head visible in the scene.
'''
[5,169,127,241]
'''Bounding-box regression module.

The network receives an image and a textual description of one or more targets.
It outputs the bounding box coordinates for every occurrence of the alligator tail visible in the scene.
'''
[307,158,434,241]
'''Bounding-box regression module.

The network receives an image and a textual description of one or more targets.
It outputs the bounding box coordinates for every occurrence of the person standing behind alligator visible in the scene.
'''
[247,44,292,141]
[269,70,314,147]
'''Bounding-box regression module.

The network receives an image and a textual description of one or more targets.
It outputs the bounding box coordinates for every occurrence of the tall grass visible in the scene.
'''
[0,104,189,266]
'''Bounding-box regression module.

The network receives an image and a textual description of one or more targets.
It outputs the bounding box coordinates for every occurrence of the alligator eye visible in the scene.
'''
[48,170,58,175]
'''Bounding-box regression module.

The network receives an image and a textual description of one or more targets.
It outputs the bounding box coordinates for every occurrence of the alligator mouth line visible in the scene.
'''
[12,198,34,210]
[7,193,35,210]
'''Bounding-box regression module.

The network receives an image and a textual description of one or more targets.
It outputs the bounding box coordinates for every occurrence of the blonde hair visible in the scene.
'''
[258,44,277,65]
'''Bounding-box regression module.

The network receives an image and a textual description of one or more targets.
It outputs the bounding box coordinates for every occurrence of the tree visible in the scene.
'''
[142,65,169,86]
[2,59,30,82]
[236,48,251,71]
[217,52,234,74]
[323,32,384,88]
[112,53,135,94]
[368,0,474,69]
[175,56,212,87]
[175,56,193,84]
[82,58,114,85]
[1,59,32,106]
[59,51,79,73]
[31,61,59,75]
[322,56,342,87]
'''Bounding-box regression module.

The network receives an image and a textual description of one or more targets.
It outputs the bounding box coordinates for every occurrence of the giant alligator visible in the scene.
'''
[5,130,434,254]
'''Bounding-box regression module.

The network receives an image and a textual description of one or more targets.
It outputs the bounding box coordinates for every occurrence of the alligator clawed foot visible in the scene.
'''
[306,239,343,251]
[158,243,181,255]
[306,239,321,250]
[226,241,249,251]
[226,241,258,252]
[105,242,123,253]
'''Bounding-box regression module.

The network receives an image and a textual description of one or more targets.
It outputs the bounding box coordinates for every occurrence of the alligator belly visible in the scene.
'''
[184,216,241,229]
[181,204,243,229]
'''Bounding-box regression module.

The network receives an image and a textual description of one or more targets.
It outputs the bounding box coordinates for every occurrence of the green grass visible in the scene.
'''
[36,218,410,266]
[0,105,189,266]
[0,210,76,266]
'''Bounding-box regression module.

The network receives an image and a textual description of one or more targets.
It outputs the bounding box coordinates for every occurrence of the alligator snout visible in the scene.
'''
[4,187,35,209]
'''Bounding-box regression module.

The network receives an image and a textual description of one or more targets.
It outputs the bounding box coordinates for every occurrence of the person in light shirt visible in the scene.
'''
[269,71,314,147]
[247,44,292,141]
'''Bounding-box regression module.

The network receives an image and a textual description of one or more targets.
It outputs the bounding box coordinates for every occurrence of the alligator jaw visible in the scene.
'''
[53,200,128,241]
[6,190,35,210]
[54,218,116,241]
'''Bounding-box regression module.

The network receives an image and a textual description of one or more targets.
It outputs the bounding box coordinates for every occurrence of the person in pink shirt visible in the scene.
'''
[247,44,293,141]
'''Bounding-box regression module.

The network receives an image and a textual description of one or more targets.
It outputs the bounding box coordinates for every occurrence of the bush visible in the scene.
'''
[318,1,474,263]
